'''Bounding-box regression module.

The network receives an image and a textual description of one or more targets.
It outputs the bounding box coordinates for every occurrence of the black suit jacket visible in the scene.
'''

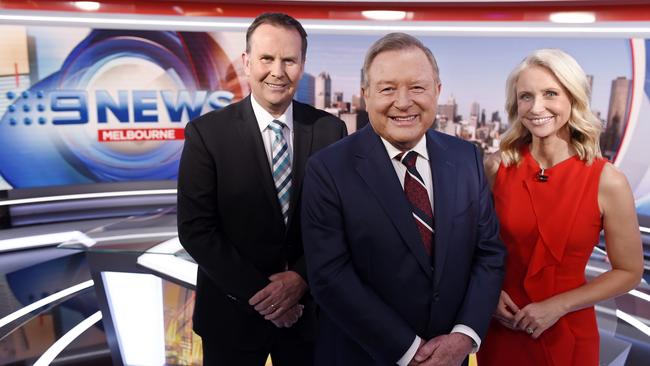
[302,126,506,365]
[177,96,347,346]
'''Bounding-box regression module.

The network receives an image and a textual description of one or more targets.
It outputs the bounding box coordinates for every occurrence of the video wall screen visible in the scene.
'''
[0,23,648,222]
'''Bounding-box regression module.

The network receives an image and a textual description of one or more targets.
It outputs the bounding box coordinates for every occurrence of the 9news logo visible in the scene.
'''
[4,89,234,142]
[0,30,247,186]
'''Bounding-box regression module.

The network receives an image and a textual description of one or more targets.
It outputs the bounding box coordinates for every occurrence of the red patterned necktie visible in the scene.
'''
[399,151,434,256]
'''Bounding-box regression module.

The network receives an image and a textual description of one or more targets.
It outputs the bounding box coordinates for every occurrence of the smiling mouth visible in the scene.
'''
[265,82,287,89]
[390,115,418,123]
[527,116,554,125]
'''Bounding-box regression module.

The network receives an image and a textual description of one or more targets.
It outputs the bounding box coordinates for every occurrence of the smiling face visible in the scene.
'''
[363,47,441,151]
[243,23,304,117]
[516,66,573,142]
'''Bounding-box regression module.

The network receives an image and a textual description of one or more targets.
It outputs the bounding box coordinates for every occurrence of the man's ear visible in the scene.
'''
[242,52,250,76]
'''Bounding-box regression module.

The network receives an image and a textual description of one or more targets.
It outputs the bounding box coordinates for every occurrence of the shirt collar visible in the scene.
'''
[380,135,429,162]
[250,94,294,133]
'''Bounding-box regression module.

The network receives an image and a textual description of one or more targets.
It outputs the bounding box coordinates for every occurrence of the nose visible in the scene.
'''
[393,88,413,110]
[270,60,285,78]
[530,96,545,114]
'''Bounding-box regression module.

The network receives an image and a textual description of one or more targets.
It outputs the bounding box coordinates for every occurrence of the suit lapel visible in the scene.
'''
[426,131,457,287]
[355,127,433,279]
[287,102,313,228]
[237,96,284,226]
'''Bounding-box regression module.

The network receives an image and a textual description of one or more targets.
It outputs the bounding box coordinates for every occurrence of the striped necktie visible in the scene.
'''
[268,120,292,223]
[399,151,434,256]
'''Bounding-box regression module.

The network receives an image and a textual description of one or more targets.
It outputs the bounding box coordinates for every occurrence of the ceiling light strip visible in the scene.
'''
[58,231,177,249]
[629,289,650,303]
[303,24,650,34]
[0,13,249,29]
[0,231,89,252]
[616,309,650,337]
[90,231,179,244]
[2,13,650,35]
[33,311,102,366]
[0,280,94,329]
[593,246,607,255]
[549,12,596,24]
[0,189,177,206]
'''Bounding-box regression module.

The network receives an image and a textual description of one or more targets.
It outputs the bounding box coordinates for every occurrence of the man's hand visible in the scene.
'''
[248,271,307,320]
[270,304,304,328]
[493,290,520,330]
[409,333,473,366]
[407,339,428,366]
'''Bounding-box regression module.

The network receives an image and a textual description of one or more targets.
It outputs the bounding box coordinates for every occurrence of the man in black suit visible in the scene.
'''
[177,13,347,366]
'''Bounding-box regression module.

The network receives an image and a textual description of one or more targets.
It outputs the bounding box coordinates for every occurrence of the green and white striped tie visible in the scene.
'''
[268,120,292,223]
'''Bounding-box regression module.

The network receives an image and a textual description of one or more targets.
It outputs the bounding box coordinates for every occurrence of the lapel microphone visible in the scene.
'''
[536,168,549,182]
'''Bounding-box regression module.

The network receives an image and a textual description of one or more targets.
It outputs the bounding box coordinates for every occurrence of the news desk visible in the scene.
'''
[58,209,201,366]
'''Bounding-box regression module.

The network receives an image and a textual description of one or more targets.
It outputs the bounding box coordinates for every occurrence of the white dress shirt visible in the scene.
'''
[379,136,481,366]
[250,94,294,165]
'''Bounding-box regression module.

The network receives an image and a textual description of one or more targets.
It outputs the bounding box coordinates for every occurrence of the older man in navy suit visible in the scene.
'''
[302,33,506,366]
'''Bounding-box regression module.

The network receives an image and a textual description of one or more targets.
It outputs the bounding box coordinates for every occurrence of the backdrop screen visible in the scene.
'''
[0,25,648,220]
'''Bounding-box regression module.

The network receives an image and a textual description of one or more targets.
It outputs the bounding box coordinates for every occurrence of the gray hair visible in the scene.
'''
[362,32,440,87]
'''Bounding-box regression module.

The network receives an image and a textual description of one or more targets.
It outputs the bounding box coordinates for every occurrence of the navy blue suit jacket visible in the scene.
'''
[302,125,506,365]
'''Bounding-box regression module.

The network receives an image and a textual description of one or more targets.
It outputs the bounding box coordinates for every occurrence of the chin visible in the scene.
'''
[391,137,419,149]
[532,131,557,140]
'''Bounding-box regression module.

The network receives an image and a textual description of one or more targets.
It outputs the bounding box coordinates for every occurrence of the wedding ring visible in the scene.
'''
[270,304,277,310]
[526,327,534,335]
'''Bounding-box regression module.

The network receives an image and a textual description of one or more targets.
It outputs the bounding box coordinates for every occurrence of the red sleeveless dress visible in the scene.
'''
[477,147,606,366]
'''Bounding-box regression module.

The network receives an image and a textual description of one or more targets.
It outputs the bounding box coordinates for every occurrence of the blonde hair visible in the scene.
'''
[500,48,602,166]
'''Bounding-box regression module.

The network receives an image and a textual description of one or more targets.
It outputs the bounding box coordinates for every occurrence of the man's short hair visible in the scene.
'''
[362,32,440,87]
[246,12,308,60]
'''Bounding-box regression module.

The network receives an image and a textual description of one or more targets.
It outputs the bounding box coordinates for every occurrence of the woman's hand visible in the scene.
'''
[512,298,566,339]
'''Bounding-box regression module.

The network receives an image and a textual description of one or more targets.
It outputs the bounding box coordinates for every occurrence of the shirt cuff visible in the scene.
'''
[451,324,481,353]
[396,335,421,366]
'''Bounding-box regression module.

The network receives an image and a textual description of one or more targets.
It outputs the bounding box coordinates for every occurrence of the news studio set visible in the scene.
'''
[0,0,649,365]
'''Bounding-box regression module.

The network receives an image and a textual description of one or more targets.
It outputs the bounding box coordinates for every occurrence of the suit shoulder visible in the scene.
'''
[187,98,244,130]
[431,130,468,146]
[309,127,360,163]
[431,130,478,153]
[294,100,328,117]
[294,101,346,127]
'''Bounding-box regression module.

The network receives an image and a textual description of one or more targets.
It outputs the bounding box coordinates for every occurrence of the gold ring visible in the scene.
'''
[526,327,534,335]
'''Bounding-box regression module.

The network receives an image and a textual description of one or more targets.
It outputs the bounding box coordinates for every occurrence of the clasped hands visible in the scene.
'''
[407,333,473,366]
[493,290,565,339]
[248,271,307,328]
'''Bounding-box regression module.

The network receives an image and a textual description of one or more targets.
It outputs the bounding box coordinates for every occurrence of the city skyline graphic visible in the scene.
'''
[303,35,631,123]
[299,34,632,159]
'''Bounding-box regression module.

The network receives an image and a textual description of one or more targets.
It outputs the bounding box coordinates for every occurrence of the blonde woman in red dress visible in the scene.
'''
[477,49,643,366]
